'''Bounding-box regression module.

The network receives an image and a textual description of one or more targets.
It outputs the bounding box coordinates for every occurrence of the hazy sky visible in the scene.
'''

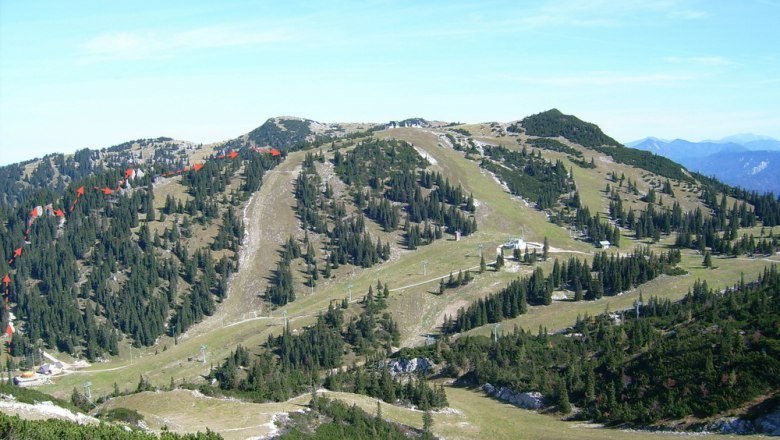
[1,0,779,164]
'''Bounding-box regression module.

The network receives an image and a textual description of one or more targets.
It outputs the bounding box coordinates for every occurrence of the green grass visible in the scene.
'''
[101,389,301,440]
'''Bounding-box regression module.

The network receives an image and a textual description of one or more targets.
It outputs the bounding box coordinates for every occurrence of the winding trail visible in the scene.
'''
[182,152,305,339]
[218,245,587,328]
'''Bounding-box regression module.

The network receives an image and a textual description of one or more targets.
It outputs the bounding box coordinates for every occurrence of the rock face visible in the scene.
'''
[482,383,545,410]
[383,358,432,377]
[700,406,780,435]
[702,417,755,435]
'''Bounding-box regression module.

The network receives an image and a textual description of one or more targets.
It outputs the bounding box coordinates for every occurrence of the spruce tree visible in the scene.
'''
[703,250,713,268]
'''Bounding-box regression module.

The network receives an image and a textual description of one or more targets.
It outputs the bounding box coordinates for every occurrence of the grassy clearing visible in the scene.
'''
[101,389,301,440]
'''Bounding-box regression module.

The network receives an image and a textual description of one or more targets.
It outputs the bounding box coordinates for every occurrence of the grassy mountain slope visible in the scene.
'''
[2,112,778,438]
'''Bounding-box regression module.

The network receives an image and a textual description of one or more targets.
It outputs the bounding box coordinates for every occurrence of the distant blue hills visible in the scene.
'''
[626,134,780,196]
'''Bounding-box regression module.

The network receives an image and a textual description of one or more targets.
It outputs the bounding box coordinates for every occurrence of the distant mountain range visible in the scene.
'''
[626,134,780,195]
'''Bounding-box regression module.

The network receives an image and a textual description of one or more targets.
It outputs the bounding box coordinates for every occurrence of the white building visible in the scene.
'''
[502,238,526,250]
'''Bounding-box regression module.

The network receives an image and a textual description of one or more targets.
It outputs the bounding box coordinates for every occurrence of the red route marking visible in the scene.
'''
[2,147,286,337]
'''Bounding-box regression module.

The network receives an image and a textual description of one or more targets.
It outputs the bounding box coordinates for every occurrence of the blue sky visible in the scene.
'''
[1,0,779,164]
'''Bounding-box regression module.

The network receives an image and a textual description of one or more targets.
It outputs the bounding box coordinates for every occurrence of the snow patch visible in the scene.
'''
[750,160,769,175]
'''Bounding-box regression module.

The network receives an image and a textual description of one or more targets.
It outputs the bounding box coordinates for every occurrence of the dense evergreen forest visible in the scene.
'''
[333,139,477,244]
[479,144,575,209]
[0,146,280,362]
[520,109,622,148]
[408,266,780,425]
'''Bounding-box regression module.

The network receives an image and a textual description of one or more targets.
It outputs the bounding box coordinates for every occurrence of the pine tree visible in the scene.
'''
[703,250,713,268]
[574,279,584,301]
[558,379,571,414]
[422,409,433,435]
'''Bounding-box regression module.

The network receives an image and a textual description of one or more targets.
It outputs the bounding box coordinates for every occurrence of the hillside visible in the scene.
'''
[1,112,779,439]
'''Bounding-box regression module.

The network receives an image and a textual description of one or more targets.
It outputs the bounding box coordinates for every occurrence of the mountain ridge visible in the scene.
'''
[628,134,780,195]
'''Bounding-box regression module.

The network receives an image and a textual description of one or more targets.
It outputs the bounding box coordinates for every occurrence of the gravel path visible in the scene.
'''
[183,152,305,338]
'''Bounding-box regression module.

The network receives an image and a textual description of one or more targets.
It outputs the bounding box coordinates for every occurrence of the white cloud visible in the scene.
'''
[82,24,291,60]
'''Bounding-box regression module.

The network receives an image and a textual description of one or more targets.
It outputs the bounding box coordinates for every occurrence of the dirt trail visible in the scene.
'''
[183,152,305,338]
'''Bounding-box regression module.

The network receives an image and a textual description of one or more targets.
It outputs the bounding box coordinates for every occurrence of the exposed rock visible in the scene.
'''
[382,357,432,377]
[702,417,754,435]
[385,118,430,129]
[697,405,780,435]
[482,383,545,410]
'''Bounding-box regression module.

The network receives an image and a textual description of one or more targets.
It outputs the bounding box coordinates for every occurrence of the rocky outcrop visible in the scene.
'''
[698,406,780,435]
[701,417,755,435]
[382,357,432,377]
[482,383,545,410]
